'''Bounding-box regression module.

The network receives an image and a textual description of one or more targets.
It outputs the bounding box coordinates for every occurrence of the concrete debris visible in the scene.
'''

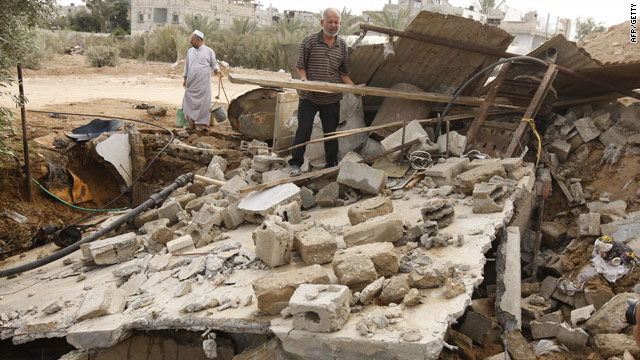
[408,267,445,289]
[577,213,600,237]
[530,311,561,339]
[436,130,467,156]
[570,304,595,324]
[347,196,393,225]
[89,232,139,265]
[444,277,466,299]
[593,334,640,358]
[424,157,469,187]
[75,284,126,321]
[380,120,436,161]
[379,275,410,304]
[252,264,330,315]
[337,162,387,195]
[343,213,404,247]
[585,293,640,335]
[157,200,183,225]
[459,312,501,344]
[166,234,196,254]
[556,322,589,351]
[332,252,378,291]
[457,162,507,194]
[287,284,351,332]
[420,199,454,228]
[299,186,317,210]
[239,183,301,221]
[359,276,385,305]
[274,201,302,224]
[316,182,340,207]
[505,331,536,360]
[253,215,294,268]
[339,242,398,276]
[294,227,338,265]
[473,181,507,213]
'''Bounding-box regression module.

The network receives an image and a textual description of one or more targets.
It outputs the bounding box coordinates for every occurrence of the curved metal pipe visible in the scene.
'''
[0,173,195,278]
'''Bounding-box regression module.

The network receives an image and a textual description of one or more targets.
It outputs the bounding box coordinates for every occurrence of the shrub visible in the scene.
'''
[85,45,120,67]
[144,25,182,62]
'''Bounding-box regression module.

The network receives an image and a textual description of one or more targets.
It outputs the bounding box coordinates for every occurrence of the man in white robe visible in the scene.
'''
[182,30,222,130]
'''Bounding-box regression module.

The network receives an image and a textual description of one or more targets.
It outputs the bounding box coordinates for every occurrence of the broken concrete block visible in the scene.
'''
[436,130,467,156]
[262,169,289,184]
[76,284,126,321]
[166,235,195,254]
[340,242,398,276]
[347,196,393,225]
[157,200,182,225]
[294,227,337,265]
[578,213,600,237]
[207,154,227,172]
[445,277,466,299]
[316,182,339,207]
[339,151,363,165]
[506,331,536,360]
[359,276,385,304]
[457,162,506,194]
[593,334,640,358]
[540,276,558,299]
[424,157,469,187]
[343,213,403,247]
[178,256,206,280]
[380,275,410,304]
[571,304,595,325]
[548,139,571,163]
[175,193,196,209]
[273,201,302,224]
[593,112,612,131]
[183,203,224,244]
[253,215,294,268]
[530,311,561,339]
[557,322,588,351]
[89,232,139,265]
[299,186,316,210]
[569,182,585,205]
[600,125,628,147]
[586,293,640,335]
[508,163,535,181]
[337,162,387,195]
[287,284,351,332]
[460,312,501,344]
[220,175,248,196]
[408,268,445,289]
[252,264,330,315]
[574,117,601,142]
[141,219,174,244]
[499,157,523,172]
[584,286,614,310]
[496,227,521,330]
[221,201,244,230]
[380,119,431,161]
[541,222,566,247]
[420,199,454,228]
[251,155,286,172]
[473,182,507,213]
[332,252,378,291]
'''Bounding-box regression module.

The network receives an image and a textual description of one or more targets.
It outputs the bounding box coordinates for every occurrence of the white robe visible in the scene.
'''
[182,45,220,125]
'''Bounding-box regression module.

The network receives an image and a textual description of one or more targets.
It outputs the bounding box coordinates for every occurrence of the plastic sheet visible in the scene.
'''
[532,339,567,355]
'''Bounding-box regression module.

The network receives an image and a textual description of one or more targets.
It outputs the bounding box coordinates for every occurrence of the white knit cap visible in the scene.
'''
[192,30,204,39]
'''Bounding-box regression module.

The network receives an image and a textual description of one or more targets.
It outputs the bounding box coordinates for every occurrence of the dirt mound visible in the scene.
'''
[578,22,640,65]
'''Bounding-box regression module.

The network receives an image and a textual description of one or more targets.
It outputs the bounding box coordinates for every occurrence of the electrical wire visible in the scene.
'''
[434,56,549,142]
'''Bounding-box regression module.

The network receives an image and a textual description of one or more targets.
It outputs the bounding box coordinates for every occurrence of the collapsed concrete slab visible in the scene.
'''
[457,162,506,194]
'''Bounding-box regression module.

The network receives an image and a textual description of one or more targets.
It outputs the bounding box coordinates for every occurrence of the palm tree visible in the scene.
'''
[84,0,124,33]
[478,0,505,15]
[182,14,219,40]
[338,7,363,36]
[230,17,257,35]
[366,7,414,30]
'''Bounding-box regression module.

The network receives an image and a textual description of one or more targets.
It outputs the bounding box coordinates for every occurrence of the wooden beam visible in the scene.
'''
[504,64,558,157]
[240,138,421,194]
[466,62,512,148]
[229,73,522,109]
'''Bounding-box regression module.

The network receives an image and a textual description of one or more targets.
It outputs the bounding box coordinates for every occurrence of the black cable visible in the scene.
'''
[434,56,549,142]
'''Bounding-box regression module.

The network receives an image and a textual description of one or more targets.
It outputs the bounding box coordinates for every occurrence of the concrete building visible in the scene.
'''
[130,0,279,35]
[498,8,572,54]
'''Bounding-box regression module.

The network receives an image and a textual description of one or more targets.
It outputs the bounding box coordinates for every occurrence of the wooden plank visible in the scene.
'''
[273,91,298,152]
[229,73,522,109]
[466,62,512,148]
[504,64,558,157]
[240,138,421,194]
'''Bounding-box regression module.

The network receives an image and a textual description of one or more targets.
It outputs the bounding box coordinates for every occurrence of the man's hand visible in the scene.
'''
[183,78,186,87]
[215,70,223,79]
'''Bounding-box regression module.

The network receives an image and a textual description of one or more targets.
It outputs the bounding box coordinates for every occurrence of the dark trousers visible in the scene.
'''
[289,98,340,167]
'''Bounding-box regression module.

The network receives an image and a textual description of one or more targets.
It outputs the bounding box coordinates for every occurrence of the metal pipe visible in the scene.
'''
[17,63,32,202]
[359,23,640,100]
[0,173,195,278]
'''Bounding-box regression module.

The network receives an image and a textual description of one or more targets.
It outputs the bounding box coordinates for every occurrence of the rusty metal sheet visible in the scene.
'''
[560,62,640,96]
[227,88,282,140]
[364,11,513,96]
[527,34,601,71]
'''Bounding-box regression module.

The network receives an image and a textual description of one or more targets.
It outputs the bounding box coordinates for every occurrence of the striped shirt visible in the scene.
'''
[296,31,350,104]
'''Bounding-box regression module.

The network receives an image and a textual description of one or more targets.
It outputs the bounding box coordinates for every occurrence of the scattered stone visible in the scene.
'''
[75,284,126,321]
[316,182,340,207]
[530,311,561,339]
[444,277,465,299]
[408,267,445,289]
[178,257,206,280]
[359,276,385,305]
[379,275,410,304]
[332,253,378,291]
[343,213,403,247]
[339,242,398,276]
[402,329,423,342]
[294,227,337,265]
[157,200,182,225]
[299,186,316,210]
[42,301,61,315]
[574,117,601,142]
[593,334,640,358]
[420,199,454,228]
[557,322,589,351]
[166,235,195,254]
[586,293,640,335]
[347,196,393,225]
[253,215,294,268]
[89,232,139,265]
[571,304,595,325]
[506,331,536,360]
[403,288,421,306]
[548,139,571,163]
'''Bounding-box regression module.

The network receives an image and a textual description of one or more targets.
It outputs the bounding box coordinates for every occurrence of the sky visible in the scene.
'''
[56,0,630,27]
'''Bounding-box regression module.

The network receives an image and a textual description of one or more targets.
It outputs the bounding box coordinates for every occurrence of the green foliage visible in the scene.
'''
[1,0,56,166]
[86,44,120,67]
[117,34,147,60]
[144,25,183,62]
[575,17,606,41]
[366,8,415,30]
[338,7,363,37]
[70,9,101,32]
[85,0,128,33]
[21,30,54,70]
[182,14,219,41]
[230,17,258,35]
[478,0,505,14]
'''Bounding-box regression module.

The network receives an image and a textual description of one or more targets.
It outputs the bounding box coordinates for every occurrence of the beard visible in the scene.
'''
[323,28,339,37]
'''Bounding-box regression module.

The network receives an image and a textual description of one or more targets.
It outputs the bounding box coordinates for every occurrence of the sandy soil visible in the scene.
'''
[579,21,640,65]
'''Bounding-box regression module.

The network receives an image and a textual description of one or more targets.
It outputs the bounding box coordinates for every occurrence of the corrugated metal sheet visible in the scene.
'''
[527,34,601,71]
[364,11,514,96]
[560,62,640,96]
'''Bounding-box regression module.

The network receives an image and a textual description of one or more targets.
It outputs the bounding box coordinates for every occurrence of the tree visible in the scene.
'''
[575,17,606,41]
[83,0,127,33]
[230,17,257,35]
[366,8,414,30]
[182,14,219,41]
[478,0,505,15]
[338,7,363,36]
[70,9,101,33]
[0,0,56,166]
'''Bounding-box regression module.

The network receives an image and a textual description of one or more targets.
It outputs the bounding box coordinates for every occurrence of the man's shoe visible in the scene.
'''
[289,164,301,176]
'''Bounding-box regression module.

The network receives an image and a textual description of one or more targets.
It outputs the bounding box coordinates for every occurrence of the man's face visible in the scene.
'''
[190,34,201,48]
[321,11,341,37]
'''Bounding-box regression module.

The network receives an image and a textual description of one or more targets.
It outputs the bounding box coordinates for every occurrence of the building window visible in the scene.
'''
[195,14,202,20]
[153,8,168,23]
[138,12,144,22]
[172,13,179,23]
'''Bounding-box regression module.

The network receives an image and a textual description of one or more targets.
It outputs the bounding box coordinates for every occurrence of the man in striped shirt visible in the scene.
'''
[289,7,356,176]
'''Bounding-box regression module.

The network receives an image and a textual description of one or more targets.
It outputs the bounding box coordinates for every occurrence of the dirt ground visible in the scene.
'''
[0,54,290,259]
[579,21,640,65]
